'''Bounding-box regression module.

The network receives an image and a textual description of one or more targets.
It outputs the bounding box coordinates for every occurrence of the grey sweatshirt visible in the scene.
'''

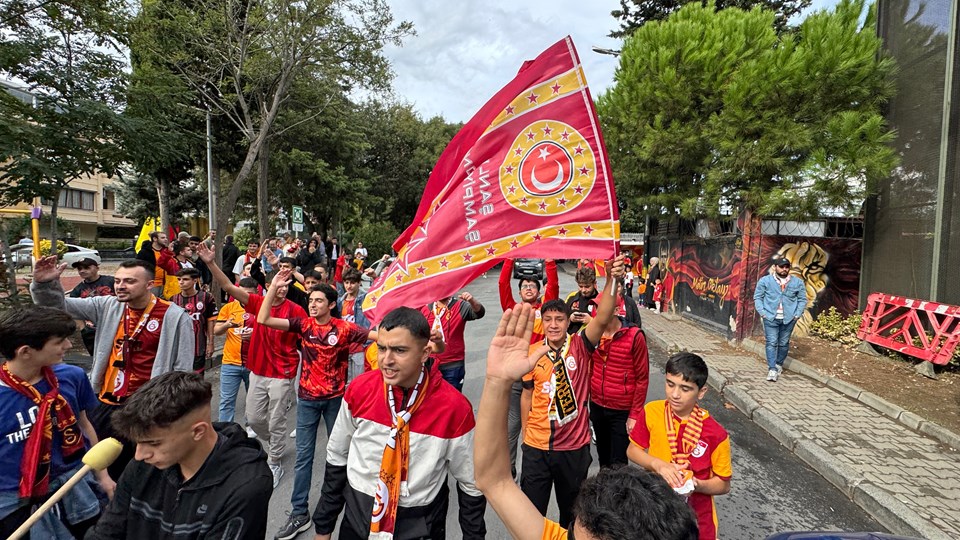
[31,280,195,393]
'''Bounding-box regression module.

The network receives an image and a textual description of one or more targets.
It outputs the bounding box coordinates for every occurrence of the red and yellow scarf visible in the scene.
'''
[370,366,430,538]
[664,401,704,467]
[0,364,85,499]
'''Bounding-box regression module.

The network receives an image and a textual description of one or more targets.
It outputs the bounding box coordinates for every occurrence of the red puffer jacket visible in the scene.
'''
[590,325,649,420]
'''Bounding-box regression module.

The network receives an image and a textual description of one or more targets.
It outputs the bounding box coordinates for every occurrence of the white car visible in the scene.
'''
[3,242,101,268]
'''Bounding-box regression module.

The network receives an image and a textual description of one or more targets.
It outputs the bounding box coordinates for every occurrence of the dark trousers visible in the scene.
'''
[88,401,135,481]
[520,444,591,528]
[590,402,630,467]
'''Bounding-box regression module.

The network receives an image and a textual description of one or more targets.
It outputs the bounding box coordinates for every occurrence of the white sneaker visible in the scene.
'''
[766,369,779,382]
[245,426,257,438]
[289,429,297,438]
[776,365,783,377]
[269,462,284,488]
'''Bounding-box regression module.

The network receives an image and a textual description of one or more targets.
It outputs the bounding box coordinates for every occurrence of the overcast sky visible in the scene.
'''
[382,0,843,123]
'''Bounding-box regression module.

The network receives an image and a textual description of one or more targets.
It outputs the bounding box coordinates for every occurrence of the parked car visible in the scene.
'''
[2,242,101,268]
[512,258,545,282]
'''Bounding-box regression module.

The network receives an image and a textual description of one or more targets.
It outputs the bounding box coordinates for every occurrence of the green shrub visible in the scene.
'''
[809,307,863,347]
[38,239,67,258]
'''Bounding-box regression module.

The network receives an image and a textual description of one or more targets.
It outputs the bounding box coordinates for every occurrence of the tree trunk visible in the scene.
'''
[257,138,271,242]
[49,190,60,260]
[0,224,21,305]
[157,175,172,234]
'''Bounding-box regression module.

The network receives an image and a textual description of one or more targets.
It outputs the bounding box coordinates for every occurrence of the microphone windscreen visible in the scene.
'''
[82,438,123,470]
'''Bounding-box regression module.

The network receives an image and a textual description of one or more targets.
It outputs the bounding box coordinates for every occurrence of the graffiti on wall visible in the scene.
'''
[757,238,862,336]
[653,236,744,334]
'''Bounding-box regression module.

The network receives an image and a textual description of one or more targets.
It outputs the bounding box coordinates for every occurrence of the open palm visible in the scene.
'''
[486,304,547,382]
[33,256,67,283]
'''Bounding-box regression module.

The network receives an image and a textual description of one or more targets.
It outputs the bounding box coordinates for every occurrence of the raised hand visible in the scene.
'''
[486,304,546,382]
[605,254,626,280]
[264,247,280,267]
[459,291,474,303]
[196,243,216,265]
[32,256,67,283]
[270,268,293,289]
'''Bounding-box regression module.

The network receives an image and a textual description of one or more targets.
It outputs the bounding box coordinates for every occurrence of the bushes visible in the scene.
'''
[38,239,67,258]
[809,307,863,347]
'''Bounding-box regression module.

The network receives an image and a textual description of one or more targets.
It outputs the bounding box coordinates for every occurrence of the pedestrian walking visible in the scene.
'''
[419,291,486,392]
[753,257,807,382]
[214,278,258,423]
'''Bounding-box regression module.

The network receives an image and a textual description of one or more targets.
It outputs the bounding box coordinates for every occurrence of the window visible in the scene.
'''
[42,188,96,211]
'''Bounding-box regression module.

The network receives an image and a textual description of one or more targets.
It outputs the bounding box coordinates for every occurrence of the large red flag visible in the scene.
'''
[364,36,620,322]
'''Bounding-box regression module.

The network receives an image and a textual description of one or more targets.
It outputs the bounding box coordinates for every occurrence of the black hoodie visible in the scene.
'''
[86,423,273,540]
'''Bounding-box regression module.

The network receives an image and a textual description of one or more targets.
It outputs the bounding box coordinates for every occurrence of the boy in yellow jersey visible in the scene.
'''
[628,353,732,540]
[214,277,259,423]
[474,305,698,540]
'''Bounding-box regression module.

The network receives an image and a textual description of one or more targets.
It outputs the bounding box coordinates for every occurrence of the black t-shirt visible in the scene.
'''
[69,275,114,332]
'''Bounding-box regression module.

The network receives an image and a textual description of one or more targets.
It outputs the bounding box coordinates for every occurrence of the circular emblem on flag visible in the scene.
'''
[146,319,160,333]
[565,355,577,371]
[327,334,338,346]
[500,120,597,216]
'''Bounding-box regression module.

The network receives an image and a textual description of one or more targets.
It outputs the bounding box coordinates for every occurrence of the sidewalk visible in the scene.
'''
[641,311,960,539]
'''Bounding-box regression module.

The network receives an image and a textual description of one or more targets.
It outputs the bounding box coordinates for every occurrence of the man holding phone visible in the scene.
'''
[564,267,600,335]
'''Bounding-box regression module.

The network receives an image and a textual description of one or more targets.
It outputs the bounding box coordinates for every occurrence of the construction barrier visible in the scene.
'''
[857,293,960,365]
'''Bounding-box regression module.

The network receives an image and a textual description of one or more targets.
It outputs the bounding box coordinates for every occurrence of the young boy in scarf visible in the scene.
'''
[627,353,732,540]
[0,307,115,539]
[312,307,486,540]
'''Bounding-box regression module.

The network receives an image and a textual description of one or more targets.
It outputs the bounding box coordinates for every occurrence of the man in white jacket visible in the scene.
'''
[30,256,195,479]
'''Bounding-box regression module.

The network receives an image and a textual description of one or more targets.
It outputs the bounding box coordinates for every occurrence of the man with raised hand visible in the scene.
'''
[519,256,623,528]
[30,256,194,480]
[474,304,699,540]
[196,243,306,488]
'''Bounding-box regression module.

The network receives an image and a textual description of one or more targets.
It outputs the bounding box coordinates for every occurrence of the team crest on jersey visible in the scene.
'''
[692,440,709,458]
[327,334,338,346]
[114,370,126,392]
[196,301,204,310]
[242,313,251,320]
[500,120,597,216]
[146,319,160,333]
[565,356,577,371]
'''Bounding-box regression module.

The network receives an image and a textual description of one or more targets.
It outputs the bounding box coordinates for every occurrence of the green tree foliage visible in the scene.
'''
[610,0,810,37]
[114,169,207,227]
[597,0,898,221]
[0,0,131,249]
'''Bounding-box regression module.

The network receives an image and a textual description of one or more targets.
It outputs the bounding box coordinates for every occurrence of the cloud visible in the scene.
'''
[383,0,623,122]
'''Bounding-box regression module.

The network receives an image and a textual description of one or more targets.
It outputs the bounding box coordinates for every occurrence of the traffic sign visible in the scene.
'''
[292,205,303,225]
[292,223,304,232]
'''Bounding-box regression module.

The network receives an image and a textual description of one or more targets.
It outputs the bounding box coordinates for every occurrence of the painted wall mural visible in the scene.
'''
[652,235,744,336]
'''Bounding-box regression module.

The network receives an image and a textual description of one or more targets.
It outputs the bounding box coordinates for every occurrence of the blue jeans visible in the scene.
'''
[439,363,465,392]
[762,318,797,370]
[291,397,342,515]
[218,364,251,423]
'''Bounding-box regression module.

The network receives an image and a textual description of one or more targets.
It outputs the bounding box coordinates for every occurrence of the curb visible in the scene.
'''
[644,322,954,539]
[740,338,960,451]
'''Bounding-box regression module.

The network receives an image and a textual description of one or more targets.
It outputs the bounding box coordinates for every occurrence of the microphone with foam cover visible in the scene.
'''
[7,438,123,540]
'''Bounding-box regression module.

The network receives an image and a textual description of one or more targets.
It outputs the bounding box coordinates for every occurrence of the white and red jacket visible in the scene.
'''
[312,362,486,539]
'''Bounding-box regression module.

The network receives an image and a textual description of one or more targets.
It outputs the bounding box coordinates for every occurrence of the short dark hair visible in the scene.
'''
[176,267,201,279]
[0,307,76,360]
[576,266,597,285]
[665,352,709,389]
[573,466,699,540]
[118,258,155,278]
[303,270,324,282]
[246,240,259,247]
[517,277,541,292]
[309,283,338,305]
[278,256,297,267]
[188,236,202,243]
[541,299,571,317]
[111,372,213,441]
[148,231,162,241]
[342,267,361,283]
[380,307,430,344]
[238,277,258,289]
[171,241,190,256]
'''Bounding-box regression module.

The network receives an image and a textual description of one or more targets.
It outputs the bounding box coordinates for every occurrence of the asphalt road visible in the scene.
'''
[194,268,883,539]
